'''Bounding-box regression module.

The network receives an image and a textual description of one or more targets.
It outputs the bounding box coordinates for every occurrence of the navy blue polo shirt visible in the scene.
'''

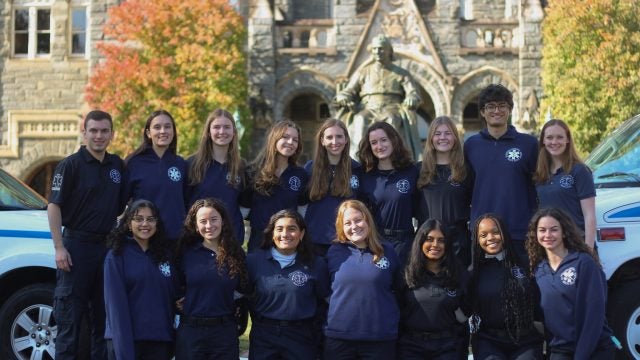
[535,251,613,357]
[48,145,125,234]
[358,165,418,233]
[415,162,473,227]
[401,268,469,332]
[246,249,329,320]
[304,159,362,245]
[244,165,308,247]
[536,163,595,230]
[124,148,188,241]
[104,239,178,359]
[325,242,401,341]
[179,242,241,317]
[464,126,538,241]
[187,158,245,243]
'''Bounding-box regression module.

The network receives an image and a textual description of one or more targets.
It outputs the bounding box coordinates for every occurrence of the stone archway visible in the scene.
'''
[273,69,336,163]
[284,92,331,163]
[452,66,519,138]
[25,159,60,198]
[393,55,450,150]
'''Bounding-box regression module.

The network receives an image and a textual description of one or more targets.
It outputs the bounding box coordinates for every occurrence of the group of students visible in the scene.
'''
[48,83,616,359]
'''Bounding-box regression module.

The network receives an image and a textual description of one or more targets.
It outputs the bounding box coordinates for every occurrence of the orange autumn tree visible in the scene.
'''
[86,0,247,156]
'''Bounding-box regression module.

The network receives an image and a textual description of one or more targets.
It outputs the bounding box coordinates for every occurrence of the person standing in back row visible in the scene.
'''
[48,110,126,360]
[464,84,538,261]
[124,110,188,244]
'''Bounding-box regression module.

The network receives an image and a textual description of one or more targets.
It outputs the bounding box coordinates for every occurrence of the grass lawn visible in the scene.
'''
[239,317,251,356]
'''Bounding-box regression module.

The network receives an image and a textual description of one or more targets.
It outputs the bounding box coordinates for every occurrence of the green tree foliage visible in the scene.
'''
[86,0,248,156]
[541,0,640,154]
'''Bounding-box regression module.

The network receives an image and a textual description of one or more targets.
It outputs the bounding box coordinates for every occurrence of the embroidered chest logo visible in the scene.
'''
[511,266,526,279]
[52,173,63,191]
[560,267,577,285]
[446,289,458,297]
[505,148,523,162]
[159,262,171,277]
[167,167,182,182]
[110,169,122,184]
[288,270,308,286]
[375,256,390,269]
[288,176,302,191]
[225,172,241,185]
[447,175,461,187]
[559,175,575,189]
[396,179,410,194]
[350,175,360,189]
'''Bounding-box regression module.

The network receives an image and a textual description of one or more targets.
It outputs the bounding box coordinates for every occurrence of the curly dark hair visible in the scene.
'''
[470,213,535,343]
[478,83,514,109]
[526,207,600,273]
[177,198,247,285]
[357,121,413,172]
[405,219,460,289]
[260,209,315,266]
[107,199,171,264]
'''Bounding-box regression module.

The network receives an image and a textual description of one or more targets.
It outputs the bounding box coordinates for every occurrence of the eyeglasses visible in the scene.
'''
[483,103,511,113]
[131,216,157,224]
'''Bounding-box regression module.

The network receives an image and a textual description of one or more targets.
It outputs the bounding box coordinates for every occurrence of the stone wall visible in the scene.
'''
[0,0,118,178]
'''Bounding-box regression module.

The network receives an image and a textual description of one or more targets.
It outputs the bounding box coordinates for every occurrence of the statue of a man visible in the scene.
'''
[335,34,423,158]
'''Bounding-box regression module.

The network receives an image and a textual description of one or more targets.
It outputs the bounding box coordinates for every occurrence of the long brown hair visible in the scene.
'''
[357,121,413,172]
[417,116,466,188]
[533,119,584,184]
[309,119,353,200]
[334,200,384,262]
[526,207,599,273]
[177,198,247,283]
[189,109,244,188]
[251,120,302,195]
[125,109,177,165]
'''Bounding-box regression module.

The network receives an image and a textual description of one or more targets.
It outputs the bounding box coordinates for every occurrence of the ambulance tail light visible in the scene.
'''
[598,227,626,242]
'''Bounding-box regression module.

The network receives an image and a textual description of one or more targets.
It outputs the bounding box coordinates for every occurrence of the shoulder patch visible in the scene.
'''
[52,173,63,191]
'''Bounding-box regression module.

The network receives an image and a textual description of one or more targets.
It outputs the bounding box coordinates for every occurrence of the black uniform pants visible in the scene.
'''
[107,340,172,360]
[323,337,396,360]
[249,319,317,360]
[53,235,108,360]
[176,319,238,360]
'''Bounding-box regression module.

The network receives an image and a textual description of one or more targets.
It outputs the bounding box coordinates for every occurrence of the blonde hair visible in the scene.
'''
[417,116,467,188]
[189,109,243,187]
[534,119,585,184]
[308,119,353,200]
[334,200,384,262]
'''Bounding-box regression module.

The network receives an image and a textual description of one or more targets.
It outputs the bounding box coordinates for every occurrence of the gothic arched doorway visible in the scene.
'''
[284,93,331,164]
[25,161,59,198]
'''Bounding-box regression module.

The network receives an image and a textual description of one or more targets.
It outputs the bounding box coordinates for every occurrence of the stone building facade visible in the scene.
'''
[245,0,545,162]
[0,0,120,196]
[0,0,545,195]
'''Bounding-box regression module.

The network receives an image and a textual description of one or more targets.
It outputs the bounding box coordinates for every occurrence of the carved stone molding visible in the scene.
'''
[0,110,81,158]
